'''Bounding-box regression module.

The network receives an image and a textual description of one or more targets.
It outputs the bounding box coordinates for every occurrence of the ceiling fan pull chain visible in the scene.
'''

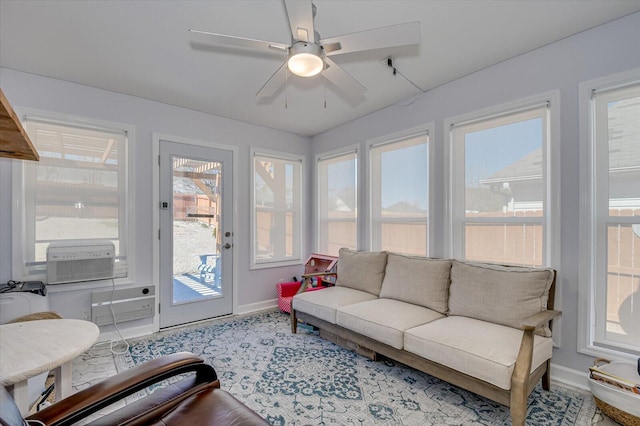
[285,67,289,109]
[323,69,327,109]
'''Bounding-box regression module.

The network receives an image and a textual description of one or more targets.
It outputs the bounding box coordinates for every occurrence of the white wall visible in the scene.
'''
[0,68,312,332]
[310,12,640,378]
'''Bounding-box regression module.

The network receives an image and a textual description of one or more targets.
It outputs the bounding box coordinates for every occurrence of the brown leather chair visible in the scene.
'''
[0,352,268,426]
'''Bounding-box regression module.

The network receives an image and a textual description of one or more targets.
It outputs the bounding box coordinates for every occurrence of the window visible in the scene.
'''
[581,76,640,356]
[13,113,133,280]
[369,133,428,255]
[317,150,357,256]
[449,97,555,267]
[251,151,303,267]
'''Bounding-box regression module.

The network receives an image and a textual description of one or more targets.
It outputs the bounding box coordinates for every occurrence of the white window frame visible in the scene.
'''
[316,146,358,256]
[366,125,432,255]
[250,148,304,269]
[578,68,640,360]
[445,92,559,268]
[11,108,136,289]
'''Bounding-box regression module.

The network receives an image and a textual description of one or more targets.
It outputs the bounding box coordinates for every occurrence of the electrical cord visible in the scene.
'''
[88,278,129,356]
[0,280,20,293]
[385,56,427,106]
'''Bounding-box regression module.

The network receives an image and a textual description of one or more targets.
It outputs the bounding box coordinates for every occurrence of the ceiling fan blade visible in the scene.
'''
[189,29,288,53]
[284,0,315,42]
[322,21,420,56]
[323,57,366,101]
[256,62,287,98]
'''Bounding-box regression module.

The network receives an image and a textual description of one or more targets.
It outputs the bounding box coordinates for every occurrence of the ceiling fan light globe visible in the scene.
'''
[288,53,323,77]
[287,42,324,77]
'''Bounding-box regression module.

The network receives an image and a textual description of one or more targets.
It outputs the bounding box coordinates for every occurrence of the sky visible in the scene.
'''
[465,118,542,186]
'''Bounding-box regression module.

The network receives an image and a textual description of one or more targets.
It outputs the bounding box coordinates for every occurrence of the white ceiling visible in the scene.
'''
[1,0,639,136]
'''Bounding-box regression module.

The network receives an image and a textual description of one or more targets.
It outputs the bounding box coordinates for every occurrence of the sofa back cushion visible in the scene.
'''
[448,260,555,336]
[379,253,451,314]
[336,248,387,296]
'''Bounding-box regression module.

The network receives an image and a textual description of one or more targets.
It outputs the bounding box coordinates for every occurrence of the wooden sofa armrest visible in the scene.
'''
[510,309,562,421]
[521,309,562,331]
[27,352,217,426]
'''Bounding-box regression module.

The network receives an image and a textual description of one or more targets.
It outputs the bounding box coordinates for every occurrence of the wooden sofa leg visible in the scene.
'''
[510,402,526,426]
[291,309,297,333]
[510,328,533,426]
[542,359,551,391]
[510,383,527,426]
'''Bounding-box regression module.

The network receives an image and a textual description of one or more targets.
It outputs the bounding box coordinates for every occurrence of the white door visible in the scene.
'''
[159,140,233,328]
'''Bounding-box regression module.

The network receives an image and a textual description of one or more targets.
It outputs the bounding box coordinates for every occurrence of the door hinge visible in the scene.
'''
[158,303,161,314]
[158,229,160,239]
[158,155,161,166]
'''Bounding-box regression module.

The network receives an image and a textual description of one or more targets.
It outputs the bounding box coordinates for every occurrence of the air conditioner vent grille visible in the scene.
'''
[47,240,115,284]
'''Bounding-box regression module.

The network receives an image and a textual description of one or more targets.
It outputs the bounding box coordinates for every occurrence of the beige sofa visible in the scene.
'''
[291,248,561,426]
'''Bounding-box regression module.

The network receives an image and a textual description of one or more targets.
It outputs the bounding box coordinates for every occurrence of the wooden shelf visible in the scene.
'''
[0,88,39,161]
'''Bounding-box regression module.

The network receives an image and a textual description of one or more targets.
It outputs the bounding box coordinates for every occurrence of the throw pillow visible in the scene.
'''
[379,253,451,314]
[336,248,387,296]
[448,260,555,336]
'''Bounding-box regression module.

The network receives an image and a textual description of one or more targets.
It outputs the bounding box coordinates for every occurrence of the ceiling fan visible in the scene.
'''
[189,0,420,100]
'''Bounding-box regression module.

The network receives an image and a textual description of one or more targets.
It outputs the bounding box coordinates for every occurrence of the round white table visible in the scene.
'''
[0,318,99,414]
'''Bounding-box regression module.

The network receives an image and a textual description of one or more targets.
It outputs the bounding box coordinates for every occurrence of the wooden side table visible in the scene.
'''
[0,318,99,414]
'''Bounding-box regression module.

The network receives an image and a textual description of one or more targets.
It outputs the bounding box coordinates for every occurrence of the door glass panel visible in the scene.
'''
[172,156,222,304]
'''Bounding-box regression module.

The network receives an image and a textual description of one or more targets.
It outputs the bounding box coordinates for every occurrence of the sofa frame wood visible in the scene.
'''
[291,277,560,426]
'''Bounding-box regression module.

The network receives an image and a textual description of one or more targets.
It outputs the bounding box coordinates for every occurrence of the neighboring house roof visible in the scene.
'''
[480,148,542,184]
[609,97,640,171]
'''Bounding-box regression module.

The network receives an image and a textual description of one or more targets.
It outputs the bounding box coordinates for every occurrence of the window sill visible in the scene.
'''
[578,344,640,363]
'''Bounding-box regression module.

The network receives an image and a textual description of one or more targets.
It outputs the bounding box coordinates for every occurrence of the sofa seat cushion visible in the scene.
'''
[379,253,451,314]
[336,299,445,350]
[404,316,554,390]
[292,286,377,324]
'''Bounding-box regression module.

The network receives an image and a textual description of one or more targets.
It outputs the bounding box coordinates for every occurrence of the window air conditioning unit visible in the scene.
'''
[46,240,115,284]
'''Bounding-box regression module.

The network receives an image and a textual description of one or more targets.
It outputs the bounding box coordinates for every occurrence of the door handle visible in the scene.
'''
[223,243,231,249]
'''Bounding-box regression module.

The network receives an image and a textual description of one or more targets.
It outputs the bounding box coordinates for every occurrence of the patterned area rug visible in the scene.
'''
[116,310,596,425]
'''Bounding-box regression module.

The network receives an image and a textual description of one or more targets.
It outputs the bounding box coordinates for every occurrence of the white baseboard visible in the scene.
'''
[236,299,278,315]
[551,363,590,391]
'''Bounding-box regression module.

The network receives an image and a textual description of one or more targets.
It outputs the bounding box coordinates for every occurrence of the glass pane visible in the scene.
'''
[255,210,296,259]
[326,158,357,219]
[608,95,640,216]
[465,223,543,266]
[605,224,640,346]
[171,157,222,304]
[28,121,125,262]
[324,220,357,256]
[254,156,301,263]
[255,210,272,260]
[380,143,428,217]
[371,136,428,255]
[318,154,357,255]
[380,222,427,256]
[465,118,543,217]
